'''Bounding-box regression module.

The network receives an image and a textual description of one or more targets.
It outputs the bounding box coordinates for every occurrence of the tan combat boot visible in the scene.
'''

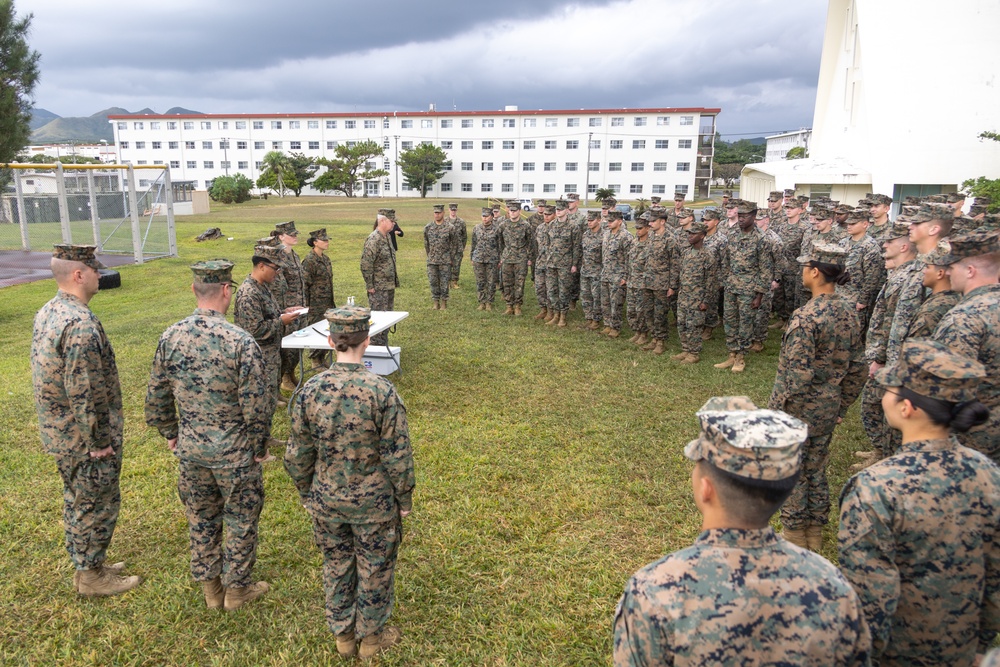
[768,319,786,330]
[714,352,736,369]
[671,351,688,360]
[546,311,559,325]
[224,581,270,611]
[359,626,402,662]
[701,327,713,341]
[477,303,485,311]
[570,300,578,311]
[485,303,493,312]
[336,630,357,659]
[534,308,548,320]
[782,528,808,549]
[731,353,746,373]
[749,341,765,353]
[557,312,567,327]
[600,326,612,335]
[514,304,522,316]
[606,329,620,339]
[641,338,657,351]
[680,352,700,364]
[280,373,298,393]
[73,561,125,592]
[77,566,143,597]
[633,333,649,346]
[203,577,225,610]
[805,526,824,551]
[627,332,640,343]
[588,320,601,331]
[440,300,447,310]
[505,305,514,315]
[651,340,665,355]
[433,300,440,310]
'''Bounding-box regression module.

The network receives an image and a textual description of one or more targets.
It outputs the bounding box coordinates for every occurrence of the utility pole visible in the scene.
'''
[584,132,593,206]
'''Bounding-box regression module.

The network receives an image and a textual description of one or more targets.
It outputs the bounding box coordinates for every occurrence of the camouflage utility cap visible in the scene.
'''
[506,200,520,209]
[925,194,948,204]
[783,188,796,197]
[876,339,986,403]
[946,192,966,204]
[918,239,954,267]
[678,208,695,219]
[542,205,556,215]
[253,244,283,262]
[555,199,569,210]
[846,210,870,224]
[912,203,955,223]
[325,305,371,334]
[810,205,833,220]
[722,190,733,197]
[604,198,618,207]
[432,204,445,213]
[673,192,686,201]
[586,210,601,221]
[798,241,847,266]
[688,222,708,235]
[735,200,758,214]
[257,235,281,248]
[702,208,721,221]
[449,203,458,210]
[684,396,807,482]
[567,193,580,201]
[768,191,783,201]
[972,196,991,207]
[650,196,662,204]
[309,228,329,241]
[725,199,740,209]
[52,244,106,270]
[869,194,893,206]
[886,221,913,240]
[536,199,548,207]
[937,228,1000,264]
[481,207,493,216]
[834,204,854,215]
[274,220,298,236]
[651,208,669,220]
[634,216,649,228]
[377,208,396,220]
[607,211,624,221]
[190,259,235,284]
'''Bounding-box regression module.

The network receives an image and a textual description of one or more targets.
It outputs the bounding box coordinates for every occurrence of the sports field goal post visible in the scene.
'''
[0,163,178,263]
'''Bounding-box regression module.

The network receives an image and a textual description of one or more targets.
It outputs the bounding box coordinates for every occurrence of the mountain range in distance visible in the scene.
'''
[30,107,203,144]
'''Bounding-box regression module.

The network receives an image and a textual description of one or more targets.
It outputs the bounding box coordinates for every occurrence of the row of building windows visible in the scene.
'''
[452,162,691,172]
[120,138,696,152]
[182,180,691,195]
[117,116,698,132]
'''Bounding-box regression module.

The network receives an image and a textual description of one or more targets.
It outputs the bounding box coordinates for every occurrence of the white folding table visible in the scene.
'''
[281,309,409,375]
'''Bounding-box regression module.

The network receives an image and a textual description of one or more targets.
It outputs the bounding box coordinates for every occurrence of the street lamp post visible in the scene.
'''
[584,132,593,206]
[394,135,400,198]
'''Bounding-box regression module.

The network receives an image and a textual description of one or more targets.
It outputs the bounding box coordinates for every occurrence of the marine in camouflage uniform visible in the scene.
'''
[905,241,960,340]
[424,204,457,307]
[360,212,400,346]
[545,200,582,325]
[285,306,415,655]
[579,211,604,329]
[797,205,846,307]
[861,222,925,460]
[644,209,677,349]
[670,222,717,360]
[470,207,500,309]
[447,203,467,288]
[497,206,533,312]
[533,206,554,316]
[838,340,1000,665]
[716,201,774,371]
[933,229,1000,462]
[772,197,808,325]
[839,210,886,336]
[30,244,138,593]
[274,221,306,388]
[614,396,870,667]
[566,193,586,306]
[765,190,787,228]
[768,243,865,548]
[302,229,336,366]
[600,211,634,336]
[235,243,288,433]
[752,215,784,348]
[145,260,270,606]
[702,209,727,335]
[625,217,652,339]
[864,193,895,246]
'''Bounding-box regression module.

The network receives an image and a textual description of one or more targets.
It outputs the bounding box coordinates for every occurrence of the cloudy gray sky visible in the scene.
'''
[20,0,827,139]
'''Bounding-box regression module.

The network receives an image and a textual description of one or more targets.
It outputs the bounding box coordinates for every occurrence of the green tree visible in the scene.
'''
[712,162,743,188]
[256,150,293,197]
[0,1,40,164]
[785,146,807,159]
[312,140,388,197]
[634,198,650,216]
[962,130,1000,212]
[209,174,254,204]
[397,143,448,197]
[594,187,616,203]
[287,152,317,197]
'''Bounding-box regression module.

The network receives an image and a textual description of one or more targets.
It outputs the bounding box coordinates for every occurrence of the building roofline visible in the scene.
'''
[764,129,813,139]
[107,107,722,121]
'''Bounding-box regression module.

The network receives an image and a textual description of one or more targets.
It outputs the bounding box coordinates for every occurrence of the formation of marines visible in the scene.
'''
[28,181,1000,663]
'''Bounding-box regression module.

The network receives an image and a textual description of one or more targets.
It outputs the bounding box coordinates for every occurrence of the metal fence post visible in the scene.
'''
[55,163,72,243]
[127,165,143,264]
[14,170,30,251]
[87,169,102,251]
[163,167,177,256]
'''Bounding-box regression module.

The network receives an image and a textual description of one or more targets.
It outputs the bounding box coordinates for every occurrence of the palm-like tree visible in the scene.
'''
[260,151,292,197]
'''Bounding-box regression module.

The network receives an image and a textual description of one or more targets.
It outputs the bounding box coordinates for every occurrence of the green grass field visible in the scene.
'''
[0,196,868,666]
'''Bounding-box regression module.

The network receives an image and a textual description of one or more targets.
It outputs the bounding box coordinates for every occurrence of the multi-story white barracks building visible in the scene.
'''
[109,106,720,201]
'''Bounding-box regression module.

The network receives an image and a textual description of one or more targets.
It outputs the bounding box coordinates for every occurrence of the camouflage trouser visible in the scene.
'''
[546,267,573,313]
[705,287,723,329]
[534,268,550,308]
[451,251,464,283]
[677,296,708,354]
[650,289,672,341]
[601,280,626,331]
[263,345,281,430]
[473,262,498,305]
[367,289,394,346]
[570,269,581,304]
[427,264,451,302]
[861,379,893,458]
[775,270,800,321]
[55,451,122,570]
[281,317,304,378]
[314,514,402,640]
[780,431,833,529]
[580,275,603,322]
[753,287,775,343]
[723,288,758,353]
[626,287,647,333]
[501,262,527,306]
[178,459,263,587]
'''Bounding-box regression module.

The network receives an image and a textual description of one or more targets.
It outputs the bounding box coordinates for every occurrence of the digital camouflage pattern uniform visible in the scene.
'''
[601,218,634,332]
[720,219,773,355]
[32,249,124,571]
[703,223,728,331]
[839,230,886,335]
[448,208,467,285]
[773,213,807,321]
[615,396,870,667]
[497,214,533,308]
[567,200,587,304]
[645,221,677,343]
[235,258,284,429]
[753,223,783,344]
[424,214,457,304]
[907,289,960,339]
[670,232,718,357]
[302,230,335,364]
[626,228,651,336]
[534,217,552,311]
[286,306,415,642]
[839,341,1000,665]
[360,226,399,347]
[546,204,582,315]
[768,245,865,531]
[145,263,269,588]
[277,229,306,379]
[862,246,925,458]
[471,212,500,306]
[579,216,604,324]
